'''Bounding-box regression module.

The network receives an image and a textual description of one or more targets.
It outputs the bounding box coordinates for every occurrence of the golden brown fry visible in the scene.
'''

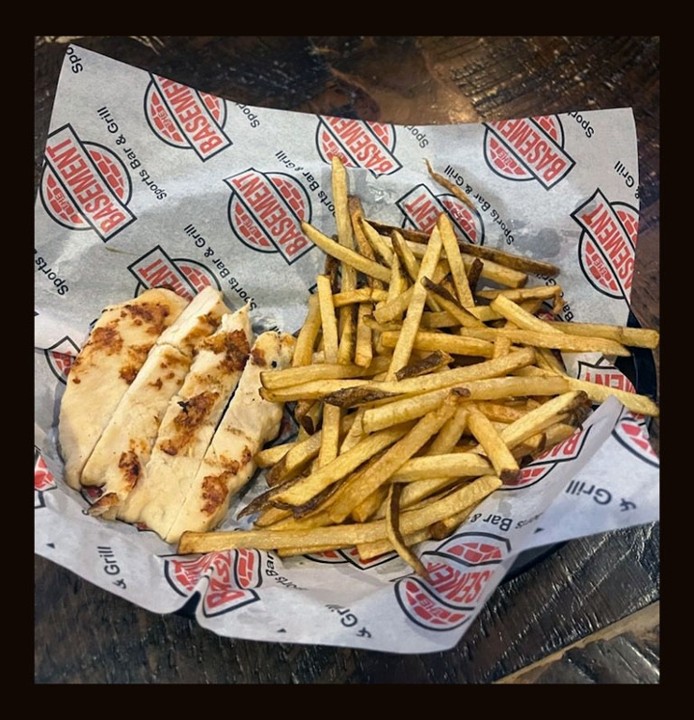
[490,294,566,335]
[292,293,321,368]
[562,375,659,417]
[465,403,519,483]
[438,213,476,308]
[360,386,469,432]
[354,302,374,368]
[319,404,342,468]
[389,453,494,483]
[385,223,444,380]
[380,329,496,359]
[457,326,631,357]
[358,217,394,266]
[390,230,422,284]
[395,350,454,380]
[178,475,502,554]
[316,274,339,364]
[351,484,390,523]
[425,159,476,210]
[373,286,415,324]
[421,277,486,328]
[331,288,388,307]
[544,321,660,349]
[261,356,389,391]
[302,221,392,283]
[386,483,431,579]
[496,390,591,449]
[327,392,462,523]
[475,286,563,304]
[270,423,413,508]
[462,254,528,289]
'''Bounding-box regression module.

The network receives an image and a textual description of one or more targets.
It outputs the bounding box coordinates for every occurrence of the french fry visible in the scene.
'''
[261,357,389,390]
[490,294,566,335]
[254,443,293,468]
[395,350,454,380]
[373,286,415,324]
[380,328,496,358]
[425,159,476,211]
[389,453,495,483]
[174,157,659,578]
[292,293,321,368]
[358,216,394,266]
[332,288,389,307]
[457,326,631,357]
[544,321,660,349]
[386,483,431,579]
[420,277,486,328]
[438,213,476,308]
[301,222,392,283]
[465,403,519,483]
[326,392,462,523]
[562,374,659,417]
[385,223,444,380]
[269,423,413,509]
[179,475,502,554]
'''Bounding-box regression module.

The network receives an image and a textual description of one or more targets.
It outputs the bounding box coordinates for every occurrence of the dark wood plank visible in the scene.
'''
[496,601,660,683]
[34,35,660,684]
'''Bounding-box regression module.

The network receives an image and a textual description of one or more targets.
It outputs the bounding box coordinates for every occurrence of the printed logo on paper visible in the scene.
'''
[571,189,638,300]
[40,124,136,241]
[395,532,510,632]
[483,115,575,189]
[303,546,396,570]
[500,425,590,490]
[164,549,262,617]
[129,245,220,301]
[34,446,57,509]
[397,184,484,244]
[224,168,313,264]
[316,116,401,177]
[612,408,659,468]
[44,337,79,384]
[145,75,231,161]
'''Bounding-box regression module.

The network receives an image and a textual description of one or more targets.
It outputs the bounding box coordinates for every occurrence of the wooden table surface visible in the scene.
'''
[34,36,660,684]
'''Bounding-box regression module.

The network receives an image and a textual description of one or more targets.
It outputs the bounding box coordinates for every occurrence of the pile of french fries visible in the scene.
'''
[178,158,659,578]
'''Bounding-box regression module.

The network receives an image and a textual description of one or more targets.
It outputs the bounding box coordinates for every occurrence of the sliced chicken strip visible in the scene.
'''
[81,286,232,518]
[164,331,295,544]
[117,305,253,536]
[58,287,189,490]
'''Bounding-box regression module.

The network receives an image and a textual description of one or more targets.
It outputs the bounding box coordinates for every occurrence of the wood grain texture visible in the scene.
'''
[496,601,659,683]
[34,36,660,684]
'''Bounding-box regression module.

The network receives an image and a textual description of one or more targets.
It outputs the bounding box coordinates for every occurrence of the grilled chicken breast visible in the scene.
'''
[164,331,296,543]
[81,286,232,518]
[117,305,253,534]
[58,288,189,490]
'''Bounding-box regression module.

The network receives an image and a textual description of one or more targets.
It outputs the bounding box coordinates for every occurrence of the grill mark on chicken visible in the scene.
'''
[121,300,175,330]
[201,474,230,515]
[119,450,142,490]
[202,328,251,374]
[163,331,295,542]
[114,304,253,532]
[58,287,189,491]
[159,390,220,456]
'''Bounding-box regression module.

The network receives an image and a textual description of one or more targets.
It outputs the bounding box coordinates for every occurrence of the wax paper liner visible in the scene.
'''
[34,45,659,653]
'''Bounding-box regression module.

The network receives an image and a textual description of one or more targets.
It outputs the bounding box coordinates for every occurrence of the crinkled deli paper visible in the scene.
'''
[34,45,659,654]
